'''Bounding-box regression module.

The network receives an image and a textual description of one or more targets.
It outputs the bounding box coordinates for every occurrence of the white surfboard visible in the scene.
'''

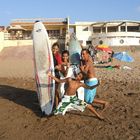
[68,34,84,100]
[69,33,81,65]
[33,21,55,115]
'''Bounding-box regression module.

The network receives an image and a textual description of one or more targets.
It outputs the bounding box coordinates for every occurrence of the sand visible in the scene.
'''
[0,46,140,140]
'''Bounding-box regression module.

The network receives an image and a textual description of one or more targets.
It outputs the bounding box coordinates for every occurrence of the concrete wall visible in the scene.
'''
[0,32,33,51]
[0,32,65,52]
[92,32,140,47]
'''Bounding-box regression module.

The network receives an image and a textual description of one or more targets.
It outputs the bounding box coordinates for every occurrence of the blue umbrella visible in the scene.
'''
[113,52,134,62]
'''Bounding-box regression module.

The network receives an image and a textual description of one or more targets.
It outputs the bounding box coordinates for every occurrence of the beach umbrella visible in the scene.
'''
[113,52,134,62]
[96,47,112,53]
[8,25,26,31]
[97,44,109,49]
[96,44,112,53]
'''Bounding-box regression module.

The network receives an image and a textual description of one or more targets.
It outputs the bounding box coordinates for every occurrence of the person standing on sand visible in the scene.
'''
[48,71,104,120]
[51,42,62,107]
[80,49,108,107]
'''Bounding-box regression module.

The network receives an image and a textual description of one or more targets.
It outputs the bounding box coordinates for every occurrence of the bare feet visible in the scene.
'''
[102,102,109,113]
[98,115,104,120]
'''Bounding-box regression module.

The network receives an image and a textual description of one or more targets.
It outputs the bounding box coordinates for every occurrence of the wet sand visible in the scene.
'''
[0,46,140,140]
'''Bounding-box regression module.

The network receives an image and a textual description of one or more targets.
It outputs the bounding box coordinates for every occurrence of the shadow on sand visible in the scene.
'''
[0,84,43,117]
[0,84,104,119]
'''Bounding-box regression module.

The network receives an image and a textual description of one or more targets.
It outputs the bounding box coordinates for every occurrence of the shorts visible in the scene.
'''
[84,78,98,104]
[54,95,87,115]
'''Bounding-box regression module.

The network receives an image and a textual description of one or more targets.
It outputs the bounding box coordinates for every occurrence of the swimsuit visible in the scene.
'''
[84,78,98,104]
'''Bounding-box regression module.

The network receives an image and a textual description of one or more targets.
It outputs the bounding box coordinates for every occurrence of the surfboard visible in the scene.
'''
[69,33,81,65]
[33,21,55,115]
[68,33,84,100]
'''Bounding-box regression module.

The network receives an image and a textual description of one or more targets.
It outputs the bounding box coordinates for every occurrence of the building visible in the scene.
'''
[74,20,140,47]
[0,19,140,52]
[72,22,94,47]
[0,18,69,51]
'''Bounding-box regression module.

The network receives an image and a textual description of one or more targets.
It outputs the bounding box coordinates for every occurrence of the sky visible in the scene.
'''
[0,0,140,26]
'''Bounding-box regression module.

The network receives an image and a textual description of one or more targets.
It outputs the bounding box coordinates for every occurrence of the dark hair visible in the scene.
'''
[52,42,60,49]
[62,50,69,56]
[111,51,114,57]
[81,48,90,55]
[78,72,86,80]
[35,20,40,23]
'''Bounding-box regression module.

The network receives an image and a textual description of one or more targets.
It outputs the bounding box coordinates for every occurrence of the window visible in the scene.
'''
[121,26,125,32]
[127,26,139,32]
[102,27,106,32]
[86,41,92,45]
[93,27,101,33]
[108,27,117,32]
[47,30,60,37]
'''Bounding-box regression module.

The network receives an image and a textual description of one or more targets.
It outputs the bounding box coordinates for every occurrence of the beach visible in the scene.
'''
[0,46,140,140]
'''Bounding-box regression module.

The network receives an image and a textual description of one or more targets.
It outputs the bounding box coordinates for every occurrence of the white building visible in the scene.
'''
[73,20,140,47]
[74,22,95,47]
[1,19,140,52]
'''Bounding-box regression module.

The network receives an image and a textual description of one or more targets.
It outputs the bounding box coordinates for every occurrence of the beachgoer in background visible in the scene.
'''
[88,45,94,57]
[48,71,104,120]
[108,51,114,63]
[80,49,108,108]
[52,42,62,107]
[105,51,114,67]
[88,45,97,62]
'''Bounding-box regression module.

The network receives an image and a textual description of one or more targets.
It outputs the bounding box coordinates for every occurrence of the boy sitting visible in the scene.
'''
[48,72,108,120]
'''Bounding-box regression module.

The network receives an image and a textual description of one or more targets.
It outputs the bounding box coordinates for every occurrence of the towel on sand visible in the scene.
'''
[54,95,87,115]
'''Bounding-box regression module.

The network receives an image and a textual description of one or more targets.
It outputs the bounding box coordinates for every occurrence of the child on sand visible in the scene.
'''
[48,71,106,120]
[80,49,109,110]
